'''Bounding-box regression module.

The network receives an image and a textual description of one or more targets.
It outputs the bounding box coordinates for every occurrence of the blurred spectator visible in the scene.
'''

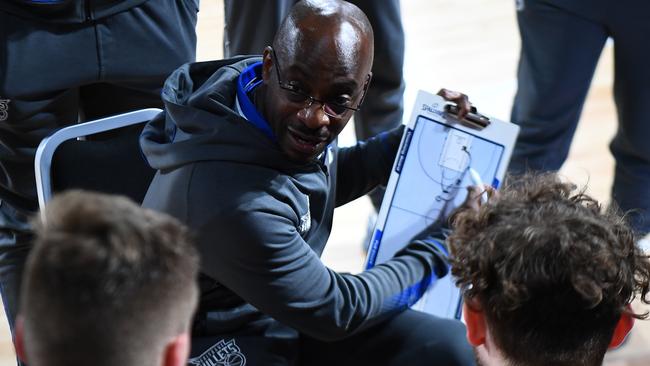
[0,2,198,363]
[509,0,650,235]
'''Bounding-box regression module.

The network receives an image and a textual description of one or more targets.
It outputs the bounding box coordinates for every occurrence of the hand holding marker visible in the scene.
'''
[468,168,489,204]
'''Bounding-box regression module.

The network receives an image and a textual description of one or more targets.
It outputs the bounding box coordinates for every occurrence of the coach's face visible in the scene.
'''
[260,18,372,164]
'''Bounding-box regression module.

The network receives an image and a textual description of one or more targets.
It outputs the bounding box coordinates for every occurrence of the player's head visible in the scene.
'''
[449,173,650,366]
[260,0,374,163]
[16,190,199,366]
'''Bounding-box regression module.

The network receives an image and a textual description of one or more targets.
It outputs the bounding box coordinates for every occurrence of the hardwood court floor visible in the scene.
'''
[0,1,646,364]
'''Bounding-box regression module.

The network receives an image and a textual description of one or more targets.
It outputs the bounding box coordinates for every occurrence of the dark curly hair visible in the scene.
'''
[448,173,650,366]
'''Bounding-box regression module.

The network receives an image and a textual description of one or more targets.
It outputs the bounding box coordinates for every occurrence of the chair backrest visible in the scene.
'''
[34,109,162,221]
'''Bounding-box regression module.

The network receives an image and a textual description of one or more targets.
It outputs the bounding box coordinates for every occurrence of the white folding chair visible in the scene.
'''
[34,108,162,220]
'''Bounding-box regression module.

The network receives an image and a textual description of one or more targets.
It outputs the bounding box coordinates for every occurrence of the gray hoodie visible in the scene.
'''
[140,57,448,343]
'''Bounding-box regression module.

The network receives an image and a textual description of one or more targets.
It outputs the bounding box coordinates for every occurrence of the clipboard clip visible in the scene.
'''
[444,104,491,130]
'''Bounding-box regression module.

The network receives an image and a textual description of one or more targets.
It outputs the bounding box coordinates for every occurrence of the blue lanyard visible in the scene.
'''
[236,62,276,142]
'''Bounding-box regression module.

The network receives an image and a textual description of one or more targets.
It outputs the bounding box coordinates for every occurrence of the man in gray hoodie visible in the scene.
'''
[141,1,475,364]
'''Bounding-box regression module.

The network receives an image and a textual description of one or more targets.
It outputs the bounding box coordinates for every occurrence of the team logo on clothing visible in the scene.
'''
[188,339,246,366]
[298,194,311,235]
[0,99,9,121]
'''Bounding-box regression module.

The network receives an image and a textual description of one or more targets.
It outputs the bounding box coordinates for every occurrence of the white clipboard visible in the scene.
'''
[364,90,520,319]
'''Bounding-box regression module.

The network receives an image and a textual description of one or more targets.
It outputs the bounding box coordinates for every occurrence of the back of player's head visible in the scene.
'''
[19,190,199,366]
[449,173,650,366]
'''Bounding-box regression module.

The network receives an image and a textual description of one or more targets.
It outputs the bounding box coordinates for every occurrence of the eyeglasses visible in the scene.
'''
[271,47,371,119]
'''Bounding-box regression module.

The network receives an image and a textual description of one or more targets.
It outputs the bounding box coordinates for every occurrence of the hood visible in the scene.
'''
[140,57,316,174]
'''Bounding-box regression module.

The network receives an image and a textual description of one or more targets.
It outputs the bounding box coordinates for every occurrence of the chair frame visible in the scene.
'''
[34,108,162,220]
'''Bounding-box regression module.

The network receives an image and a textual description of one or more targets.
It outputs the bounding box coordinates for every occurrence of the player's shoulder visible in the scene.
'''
[186,160,307,221]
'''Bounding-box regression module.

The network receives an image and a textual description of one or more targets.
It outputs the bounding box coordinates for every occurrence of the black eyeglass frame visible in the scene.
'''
[270,47,372,118]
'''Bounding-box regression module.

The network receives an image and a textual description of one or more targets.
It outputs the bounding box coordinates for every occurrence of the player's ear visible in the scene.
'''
[163,332,191,366]
[14,315,27,363]
[463,300,487,346]
[609,312,634,349]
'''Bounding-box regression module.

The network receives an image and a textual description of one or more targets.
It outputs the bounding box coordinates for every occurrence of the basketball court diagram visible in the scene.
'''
[370,116,505,317]
[374,115,505,265]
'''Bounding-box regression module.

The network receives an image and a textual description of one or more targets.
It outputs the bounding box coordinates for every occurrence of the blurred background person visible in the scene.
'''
[509,0,650,235]
[0,2,198,364]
